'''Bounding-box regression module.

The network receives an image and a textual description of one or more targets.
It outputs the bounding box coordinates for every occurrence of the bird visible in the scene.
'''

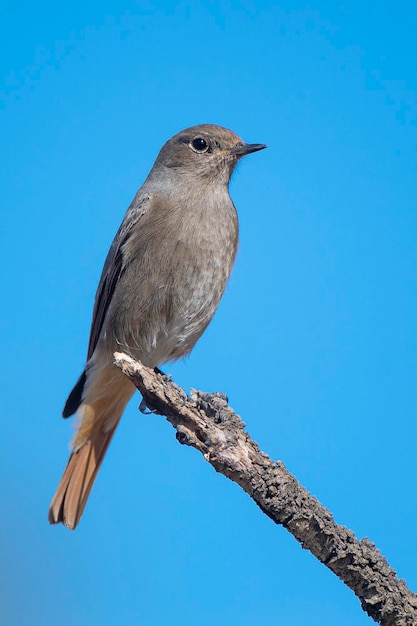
[48,123,266,529]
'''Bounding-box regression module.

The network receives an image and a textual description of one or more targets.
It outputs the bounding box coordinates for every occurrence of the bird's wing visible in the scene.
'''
[86,194,150,360]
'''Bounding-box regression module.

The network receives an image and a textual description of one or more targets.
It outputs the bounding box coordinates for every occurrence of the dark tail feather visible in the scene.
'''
[63,370,87,418]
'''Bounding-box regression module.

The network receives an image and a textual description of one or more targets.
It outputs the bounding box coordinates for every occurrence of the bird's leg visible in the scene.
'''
[138,367,167,414]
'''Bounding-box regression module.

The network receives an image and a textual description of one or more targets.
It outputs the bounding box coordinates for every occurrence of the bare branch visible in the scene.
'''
[114,352,417,625]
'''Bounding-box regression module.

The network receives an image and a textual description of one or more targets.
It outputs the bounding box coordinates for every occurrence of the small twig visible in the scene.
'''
[114,352,417,626]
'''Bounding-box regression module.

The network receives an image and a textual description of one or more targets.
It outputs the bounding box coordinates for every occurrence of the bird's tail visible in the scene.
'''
[49,360,135,530]
[48,421,119,530]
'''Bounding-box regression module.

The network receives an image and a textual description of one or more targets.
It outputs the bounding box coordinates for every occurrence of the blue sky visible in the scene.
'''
[2,1,417,624]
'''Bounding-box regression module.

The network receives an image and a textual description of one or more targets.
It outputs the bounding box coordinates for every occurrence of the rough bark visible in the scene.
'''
[114,352,417,625]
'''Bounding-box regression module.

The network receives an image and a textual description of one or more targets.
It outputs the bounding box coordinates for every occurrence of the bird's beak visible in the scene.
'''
[231,142,267,157]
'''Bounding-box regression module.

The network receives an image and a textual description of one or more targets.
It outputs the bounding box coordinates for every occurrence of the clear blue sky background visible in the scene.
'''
[2,2,417,624]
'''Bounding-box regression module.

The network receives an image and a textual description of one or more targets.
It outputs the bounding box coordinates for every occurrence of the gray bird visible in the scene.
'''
[49,124,266,529]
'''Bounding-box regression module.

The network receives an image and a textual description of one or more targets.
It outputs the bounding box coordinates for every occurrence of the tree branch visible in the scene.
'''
[114,351,417,625]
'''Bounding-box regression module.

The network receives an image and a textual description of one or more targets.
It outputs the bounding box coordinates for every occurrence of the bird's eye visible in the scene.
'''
[190,137,209,153]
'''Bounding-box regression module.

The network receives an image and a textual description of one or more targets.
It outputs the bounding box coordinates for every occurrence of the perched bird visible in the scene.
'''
[49,124,266,529]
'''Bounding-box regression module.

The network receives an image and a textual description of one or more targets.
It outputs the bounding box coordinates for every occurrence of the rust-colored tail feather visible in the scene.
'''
[48,421,119,530]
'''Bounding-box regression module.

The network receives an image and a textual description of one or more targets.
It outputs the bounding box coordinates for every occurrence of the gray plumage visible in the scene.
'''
[49,124,266,529]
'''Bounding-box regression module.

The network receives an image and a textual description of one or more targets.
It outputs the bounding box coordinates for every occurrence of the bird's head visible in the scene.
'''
[152,124,266,186]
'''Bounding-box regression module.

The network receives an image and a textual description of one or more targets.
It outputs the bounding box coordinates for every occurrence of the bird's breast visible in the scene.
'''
[106,191,238,366]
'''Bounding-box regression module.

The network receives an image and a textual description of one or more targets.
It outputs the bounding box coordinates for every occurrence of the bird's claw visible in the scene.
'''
[139,397,160,414]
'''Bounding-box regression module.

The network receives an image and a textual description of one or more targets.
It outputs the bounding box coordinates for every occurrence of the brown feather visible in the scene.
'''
[48,420,119,530]
[49,362,135,529]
